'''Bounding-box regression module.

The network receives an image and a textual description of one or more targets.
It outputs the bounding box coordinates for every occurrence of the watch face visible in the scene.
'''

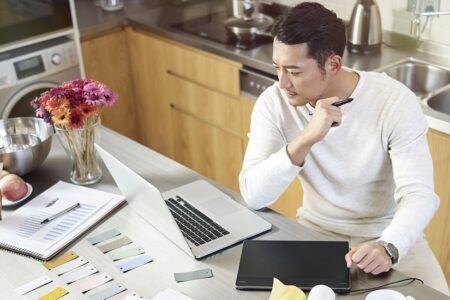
[386,243,399,263]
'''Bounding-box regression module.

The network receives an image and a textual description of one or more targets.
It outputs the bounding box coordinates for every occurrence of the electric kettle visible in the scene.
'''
[347,0,382,54]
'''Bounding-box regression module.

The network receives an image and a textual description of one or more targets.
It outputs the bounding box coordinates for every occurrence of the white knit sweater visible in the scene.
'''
[239,70,439,260]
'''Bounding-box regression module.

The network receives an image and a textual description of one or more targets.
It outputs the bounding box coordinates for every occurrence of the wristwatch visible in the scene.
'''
[377,240,399,264]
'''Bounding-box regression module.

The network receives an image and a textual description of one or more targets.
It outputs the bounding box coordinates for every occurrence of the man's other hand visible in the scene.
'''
[345,243,392,275]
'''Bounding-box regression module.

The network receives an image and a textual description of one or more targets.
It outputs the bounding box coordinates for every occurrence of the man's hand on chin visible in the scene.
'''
[345,243,392,275]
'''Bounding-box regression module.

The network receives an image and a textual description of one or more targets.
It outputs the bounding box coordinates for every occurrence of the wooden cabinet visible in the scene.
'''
[165,42,243,191]
[171,108,243,191]
[81,29,139,141]
[240,95,303,220]
[426,129,450,284]
[127,29,174,158]
[165,43,240,97]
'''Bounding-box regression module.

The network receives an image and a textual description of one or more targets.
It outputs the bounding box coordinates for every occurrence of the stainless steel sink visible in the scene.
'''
[427,88,450,116]
[376,58,450,99]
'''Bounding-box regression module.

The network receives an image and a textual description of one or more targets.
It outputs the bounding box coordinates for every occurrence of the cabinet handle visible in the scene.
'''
[169,102,240,137]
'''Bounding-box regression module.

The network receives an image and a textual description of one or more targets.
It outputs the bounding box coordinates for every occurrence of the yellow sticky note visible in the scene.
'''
[43,251,78,270]
[269,278,306,300]
[37,287,68,300]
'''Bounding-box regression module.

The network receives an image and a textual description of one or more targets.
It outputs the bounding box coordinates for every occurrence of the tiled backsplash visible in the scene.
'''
[276,0,450,47]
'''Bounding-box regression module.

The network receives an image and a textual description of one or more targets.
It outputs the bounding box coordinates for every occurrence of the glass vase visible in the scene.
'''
[55,118,102,185]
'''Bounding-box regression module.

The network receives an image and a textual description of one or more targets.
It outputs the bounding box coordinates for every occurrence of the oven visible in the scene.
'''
[0,36,80,119]
[0,0,72,48]
[240,67,278,100]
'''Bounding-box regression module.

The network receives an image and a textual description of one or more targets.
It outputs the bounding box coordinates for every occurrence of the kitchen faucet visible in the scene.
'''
[409,0,450,39]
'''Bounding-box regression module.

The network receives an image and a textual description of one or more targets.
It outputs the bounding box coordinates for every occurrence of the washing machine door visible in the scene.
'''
[2,81,58,119]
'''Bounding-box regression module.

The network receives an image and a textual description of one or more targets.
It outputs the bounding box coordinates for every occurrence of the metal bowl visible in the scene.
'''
[0,117,54,175]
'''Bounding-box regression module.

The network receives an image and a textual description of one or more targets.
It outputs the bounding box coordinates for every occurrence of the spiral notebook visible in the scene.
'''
[0,181,125,260]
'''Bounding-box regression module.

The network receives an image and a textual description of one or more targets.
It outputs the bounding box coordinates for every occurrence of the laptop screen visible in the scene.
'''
[236,240,351,293]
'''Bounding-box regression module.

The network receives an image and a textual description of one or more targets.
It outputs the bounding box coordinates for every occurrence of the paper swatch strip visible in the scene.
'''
[88,282,127,300]
[61,264,98,284]
[114,291,143,300]
[43,251,78,270]
[87,228,121,245]
[97,236,132,253]
[14,275,52,295]
[70,272,112,293]
[108,246,145,261]
[37,287,68,300]
[53,256,88,275]
[174,268,213,283]
[116,254,153,273]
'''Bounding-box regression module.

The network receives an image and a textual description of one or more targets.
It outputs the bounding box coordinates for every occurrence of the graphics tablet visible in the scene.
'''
[235,240,351,293]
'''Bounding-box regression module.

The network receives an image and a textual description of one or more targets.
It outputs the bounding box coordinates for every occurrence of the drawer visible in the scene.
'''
[168,74,242,135]
[165,42,241,97]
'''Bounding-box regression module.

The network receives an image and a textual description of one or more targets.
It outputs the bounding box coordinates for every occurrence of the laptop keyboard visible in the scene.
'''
[165,196,230,246]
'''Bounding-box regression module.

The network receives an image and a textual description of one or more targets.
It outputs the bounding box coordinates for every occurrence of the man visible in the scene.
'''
[239,2,449,295]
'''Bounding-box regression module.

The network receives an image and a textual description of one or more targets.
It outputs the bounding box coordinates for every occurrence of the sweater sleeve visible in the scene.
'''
[379,90,439,260]
[239,91,303,210]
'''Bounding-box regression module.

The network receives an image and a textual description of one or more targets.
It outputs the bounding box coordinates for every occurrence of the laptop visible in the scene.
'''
[95,145,272,259]
[236,240,351,293]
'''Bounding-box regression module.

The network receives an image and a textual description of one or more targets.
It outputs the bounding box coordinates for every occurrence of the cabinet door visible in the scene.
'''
[426,129,450,284]
[240,96,303,220]
[165,42,241,97]
[171,107,243,191]
[81,29,139,141]
[127,29,174,158]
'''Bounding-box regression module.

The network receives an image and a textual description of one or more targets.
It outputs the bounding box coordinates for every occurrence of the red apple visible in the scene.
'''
[0,174,28,201]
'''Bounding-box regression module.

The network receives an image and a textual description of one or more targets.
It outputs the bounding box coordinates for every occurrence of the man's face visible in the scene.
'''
[272,39,330,106]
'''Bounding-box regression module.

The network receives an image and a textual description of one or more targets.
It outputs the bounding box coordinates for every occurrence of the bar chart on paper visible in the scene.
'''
[16,204,97,243]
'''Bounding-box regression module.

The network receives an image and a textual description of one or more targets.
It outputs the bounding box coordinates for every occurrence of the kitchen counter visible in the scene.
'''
[75,0,166,40]
[75,0,450,134]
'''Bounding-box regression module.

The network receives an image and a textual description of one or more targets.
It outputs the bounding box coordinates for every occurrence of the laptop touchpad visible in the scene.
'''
[200,197,240,218]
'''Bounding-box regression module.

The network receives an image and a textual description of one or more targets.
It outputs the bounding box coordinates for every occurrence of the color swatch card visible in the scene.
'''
[14,275,53,295]
[0,181,125,260]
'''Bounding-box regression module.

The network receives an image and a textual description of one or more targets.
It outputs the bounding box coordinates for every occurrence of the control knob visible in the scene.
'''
[51,53,62,66]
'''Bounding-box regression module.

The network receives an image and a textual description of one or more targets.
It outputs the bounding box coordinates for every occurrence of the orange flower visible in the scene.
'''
[45,97,70,113]
[51,109,70,127]
[68,108,84,128]
[79,103,99,117]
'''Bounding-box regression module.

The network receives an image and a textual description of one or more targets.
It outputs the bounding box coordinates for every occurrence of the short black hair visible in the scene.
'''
[271,2,346,71]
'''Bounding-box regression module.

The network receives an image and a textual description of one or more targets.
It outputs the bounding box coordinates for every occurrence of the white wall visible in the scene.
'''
[276,0,450,46]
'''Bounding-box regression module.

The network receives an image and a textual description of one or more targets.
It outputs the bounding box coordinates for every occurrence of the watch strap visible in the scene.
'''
[377,240,398,264]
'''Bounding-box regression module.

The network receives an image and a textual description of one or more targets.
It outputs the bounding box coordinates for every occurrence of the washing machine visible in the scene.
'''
[0,36,81,119]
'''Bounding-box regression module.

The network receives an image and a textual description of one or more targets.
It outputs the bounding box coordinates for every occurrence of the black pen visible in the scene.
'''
[332,97,354,107]
[41,203,80,224]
